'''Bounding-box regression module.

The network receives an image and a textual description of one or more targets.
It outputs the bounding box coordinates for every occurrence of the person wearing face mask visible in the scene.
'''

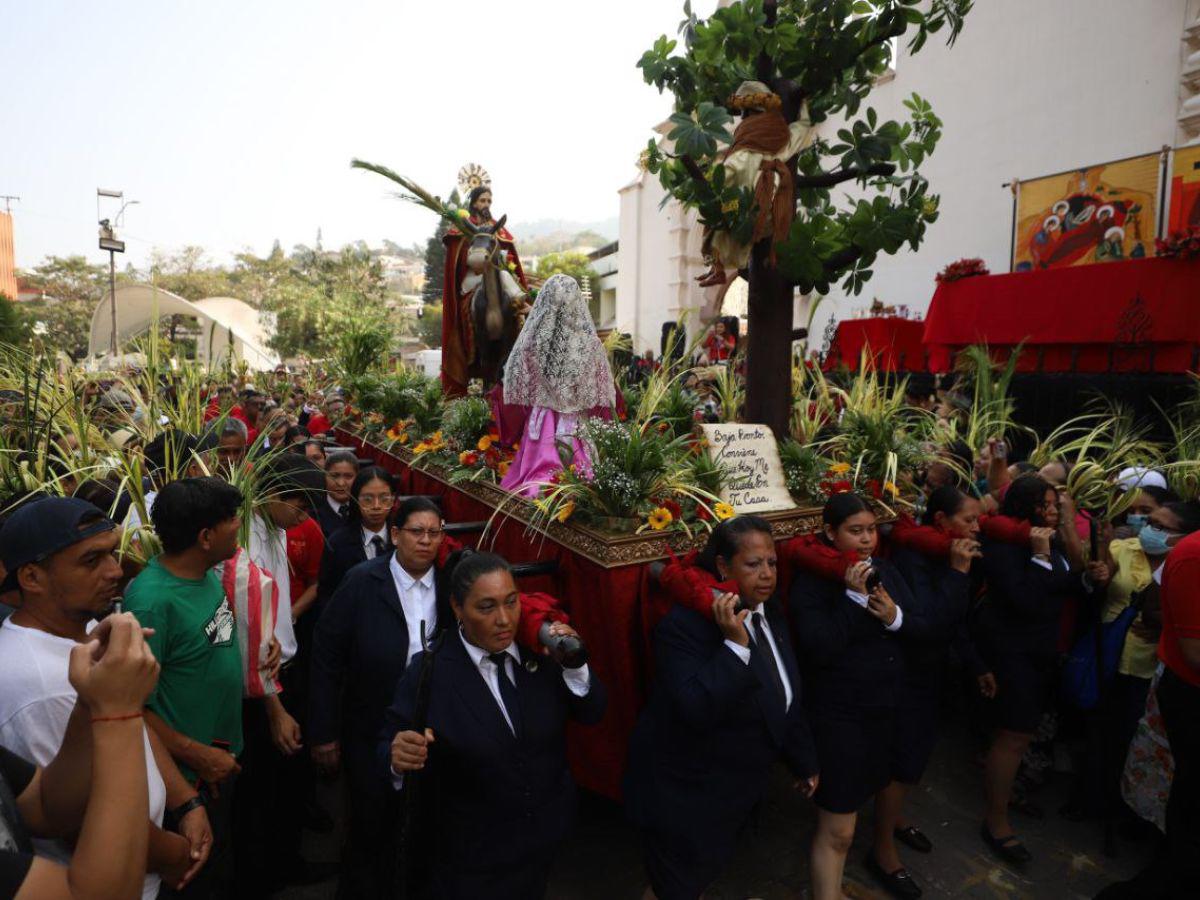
[383,551,605,900]
[789,493,924,900]
[1095,496,1199,828]
[626,516,818,900]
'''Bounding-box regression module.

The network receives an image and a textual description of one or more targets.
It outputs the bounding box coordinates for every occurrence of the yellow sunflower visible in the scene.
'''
[883,481,899,498]
[554,500,576,523]
[714,502,735,521]
[829,462,852,475]
[647,507,673,531]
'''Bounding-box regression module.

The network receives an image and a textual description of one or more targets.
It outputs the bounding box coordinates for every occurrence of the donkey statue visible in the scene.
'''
[461,214,530,386]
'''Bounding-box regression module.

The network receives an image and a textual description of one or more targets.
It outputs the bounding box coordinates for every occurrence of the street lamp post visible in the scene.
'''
[96,189,137,359]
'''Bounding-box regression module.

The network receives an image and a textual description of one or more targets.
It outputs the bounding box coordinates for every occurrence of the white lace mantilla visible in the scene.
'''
[503,274,614,414]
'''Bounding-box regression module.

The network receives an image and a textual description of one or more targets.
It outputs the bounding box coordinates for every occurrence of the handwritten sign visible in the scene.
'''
[700,423,797,514]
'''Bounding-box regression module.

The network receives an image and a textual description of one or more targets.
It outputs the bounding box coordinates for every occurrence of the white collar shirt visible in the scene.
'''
[362,525,389,559]
[459,631,522,734]
[388,555,438,664]
[722,605,794,710]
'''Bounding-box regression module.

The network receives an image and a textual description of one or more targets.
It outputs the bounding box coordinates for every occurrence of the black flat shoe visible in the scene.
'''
[865,854,923,899]
[894,825,933,854]
[980,823,1033,864]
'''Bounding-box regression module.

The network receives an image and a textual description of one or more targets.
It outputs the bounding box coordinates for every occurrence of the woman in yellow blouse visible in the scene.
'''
[1100,490,1200,821]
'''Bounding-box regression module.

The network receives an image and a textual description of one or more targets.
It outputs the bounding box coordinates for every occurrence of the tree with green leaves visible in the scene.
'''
[0,294,29,346]
[18,255,111,358]
[535,251,602,321]
[639,0,971,437]
[421,188,462,305]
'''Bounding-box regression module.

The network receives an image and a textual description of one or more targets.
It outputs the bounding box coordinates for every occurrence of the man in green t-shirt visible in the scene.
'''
[123,476,245,899]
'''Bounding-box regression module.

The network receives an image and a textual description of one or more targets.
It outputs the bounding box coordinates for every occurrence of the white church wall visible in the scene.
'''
[615,0,1193,358]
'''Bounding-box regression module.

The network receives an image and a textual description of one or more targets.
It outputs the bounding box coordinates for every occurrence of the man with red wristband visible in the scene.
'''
[0,497,211,899]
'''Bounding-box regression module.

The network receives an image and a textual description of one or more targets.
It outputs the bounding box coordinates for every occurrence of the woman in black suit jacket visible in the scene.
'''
[309,494,447,900]
[313,450,358,539]
[315,465,396,614]
[977,475,1106,864]
[384,551,606,900]
[789,492,923,900]
[625,516,818,900]
[881,485,987,896]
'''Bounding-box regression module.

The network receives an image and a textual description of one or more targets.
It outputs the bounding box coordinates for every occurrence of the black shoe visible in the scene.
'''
[894,825,933,854]
[865,854,923,899]
[980,823,1033,865]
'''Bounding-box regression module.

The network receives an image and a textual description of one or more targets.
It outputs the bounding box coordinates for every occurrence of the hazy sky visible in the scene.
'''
[2,0,718,270]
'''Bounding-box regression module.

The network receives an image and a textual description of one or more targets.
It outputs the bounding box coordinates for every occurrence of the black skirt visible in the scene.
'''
[810,701,895,814]
[988,649,1056,734]
[891,674,941,785]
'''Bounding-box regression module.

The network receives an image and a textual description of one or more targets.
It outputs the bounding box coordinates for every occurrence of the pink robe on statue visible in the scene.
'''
[491,383,623,498]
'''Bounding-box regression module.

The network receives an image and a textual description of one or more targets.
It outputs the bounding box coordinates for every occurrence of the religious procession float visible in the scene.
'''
[7,57,1200,793]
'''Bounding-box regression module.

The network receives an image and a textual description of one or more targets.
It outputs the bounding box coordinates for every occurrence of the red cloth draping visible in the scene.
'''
[923,257,1200,373]
[823,318,926,371]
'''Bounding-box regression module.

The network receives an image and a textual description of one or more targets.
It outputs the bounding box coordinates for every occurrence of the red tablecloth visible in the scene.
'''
[823,317,926,371]
[923,257,1200,373]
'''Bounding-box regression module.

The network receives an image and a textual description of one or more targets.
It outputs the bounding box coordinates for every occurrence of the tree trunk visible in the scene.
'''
[744,242,794,439]
[742,0,798,441]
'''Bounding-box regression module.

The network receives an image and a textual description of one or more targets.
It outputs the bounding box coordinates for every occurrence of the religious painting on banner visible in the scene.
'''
[1167,145,1200,233]
[700,423,797,515]
[1012,154,1160,272]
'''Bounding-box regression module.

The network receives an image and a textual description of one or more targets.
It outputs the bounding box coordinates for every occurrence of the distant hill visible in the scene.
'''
[508,217,618,256]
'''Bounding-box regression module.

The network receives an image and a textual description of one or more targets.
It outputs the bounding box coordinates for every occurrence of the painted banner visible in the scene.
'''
[1013,154,1160,272]
[1167,144,1200,234]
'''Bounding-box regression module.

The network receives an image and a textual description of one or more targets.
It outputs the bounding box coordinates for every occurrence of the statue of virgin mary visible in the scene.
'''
[499,274,616,497]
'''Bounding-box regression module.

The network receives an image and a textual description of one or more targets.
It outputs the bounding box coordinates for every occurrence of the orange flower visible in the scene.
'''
[647,507,673,531]
[459,451,479,466]
[554,500,576,523]
[477,434,494,452]
[498,460,511,477]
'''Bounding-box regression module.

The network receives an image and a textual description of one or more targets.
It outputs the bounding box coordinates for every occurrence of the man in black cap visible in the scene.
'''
[0,497,212,899]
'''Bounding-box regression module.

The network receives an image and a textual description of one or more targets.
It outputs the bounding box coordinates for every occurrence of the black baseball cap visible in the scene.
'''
[0,497,116,593]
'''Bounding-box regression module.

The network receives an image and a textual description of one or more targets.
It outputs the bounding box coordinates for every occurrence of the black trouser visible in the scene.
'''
[338,736,401,900]
[161,771,237,900]
[1158,667,1200,894]
[230,666,309,898]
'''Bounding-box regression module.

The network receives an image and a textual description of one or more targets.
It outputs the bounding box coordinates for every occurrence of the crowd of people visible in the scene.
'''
[0,363,1198,900]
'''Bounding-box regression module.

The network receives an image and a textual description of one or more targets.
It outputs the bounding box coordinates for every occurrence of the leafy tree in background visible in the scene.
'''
[417,304,442,348]
[0,294,30,346]
[535,251,603,321]
[421,188,461,305]
[639,0,971,436]
[18,255,110,358]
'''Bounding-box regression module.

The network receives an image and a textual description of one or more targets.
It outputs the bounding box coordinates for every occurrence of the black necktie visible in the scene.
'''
[751,611,787,710]
[487,652,522,738]
[338,503,349,522]
[370,535,386,558]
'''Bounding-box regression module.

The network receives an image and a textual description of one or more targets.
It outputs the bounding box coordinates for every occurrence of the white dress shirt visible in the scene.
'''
[845,588,904,631]
[362,525,389,559]
[248,514,296,663]
[390,630,592,786]
[723,608,794,709]
[389,555,439,663]
[326,496,347,519]
[459,631,591,733]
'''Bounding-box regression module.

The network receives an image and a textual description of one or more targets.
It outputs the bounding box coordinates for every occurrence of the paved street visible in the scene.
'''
[280,720,1152,899]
